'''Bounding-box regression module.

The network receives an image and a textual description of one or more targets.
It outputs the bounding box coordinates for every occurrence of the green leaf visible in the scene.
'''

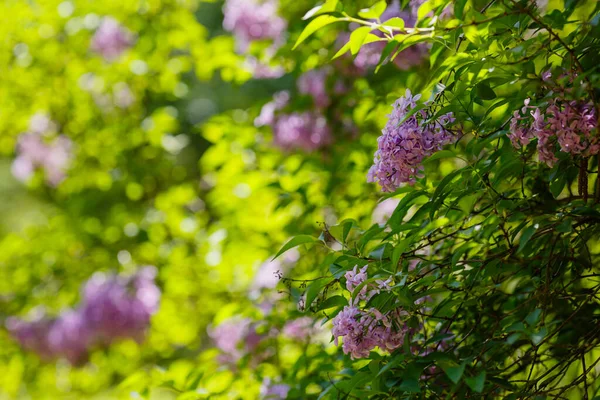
[350,26,372,55]
[293,15,341,50]
[358,1,387,19]
[525,309,542,326]
[417,0,436,20]
[273,235,319,259]
[377,354,406,377]
[316,295,348,311]
[399,378,421,393]
[441,362,465,384]
[305,278,332,309]
[375,40,399,73]
[383,17,404,29]
[466,371,486,393]
[475,82,497,100]
[531,327,547,345]
[392,238,412,269]
[517,225,536,253]
[302,0,339,20]
[332,40,351,59]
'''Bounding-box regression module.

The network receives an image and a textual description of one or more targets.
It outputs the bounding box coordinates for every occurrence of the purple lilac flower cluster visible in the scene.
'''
[91,17,134,61]
[508,72,599,166]
[331,265,408,359]
[6,267,160,365]
[11,114,73,187]
[368,89,455,192]
[222,0,287,53]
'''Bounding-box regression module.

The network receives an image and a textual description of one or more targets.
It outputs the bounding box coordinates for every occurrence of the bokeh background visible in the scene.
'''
[0,0,394,398]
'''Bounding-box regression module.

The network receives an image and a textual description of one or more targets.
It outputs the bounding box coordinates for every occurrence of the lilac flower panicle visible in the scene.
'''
[222,0,287,52]
[297,69,330,108]
[6,267,160,365]
[332,265,409,359]
[368,89,455,192]
[508,76,599,166]
[91,17,133,61]
[272,112,332,152]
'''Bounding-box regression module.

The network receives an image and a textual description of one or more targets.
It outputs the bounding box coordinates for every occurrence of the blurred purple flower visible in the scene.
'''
[82,266,161,344]
[208,317,263,364]
[12,130,73,187]
[6,267,160,365]
[259,378,290,399]
[223,0,287,53]
[47,309,91,365]
[91,17,134,61]
[282,317,317,341]
[255,91,290,127]
[297,69,330,108]
[6,311,55,361]
[273,112,331,152]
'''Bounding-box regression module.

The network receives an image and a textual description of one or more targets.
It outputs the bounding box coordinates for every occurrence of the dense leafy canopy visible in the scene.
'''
[1,0,599,399]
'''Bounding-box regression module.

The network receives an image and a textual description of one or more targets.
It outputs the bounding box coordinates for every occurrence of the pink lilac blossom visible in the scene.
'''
[368,89,455,192]
[272,112,332,152]
[332,265,408,359]
[12,132,73,187]
[332,306,407,359]
[222,0,287,53]
[259,378,290,399]
[508,73,599,167]
[91,17,133,61]
[6,268,160,365]
[297,69,330,108]
[207,317,263,364]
